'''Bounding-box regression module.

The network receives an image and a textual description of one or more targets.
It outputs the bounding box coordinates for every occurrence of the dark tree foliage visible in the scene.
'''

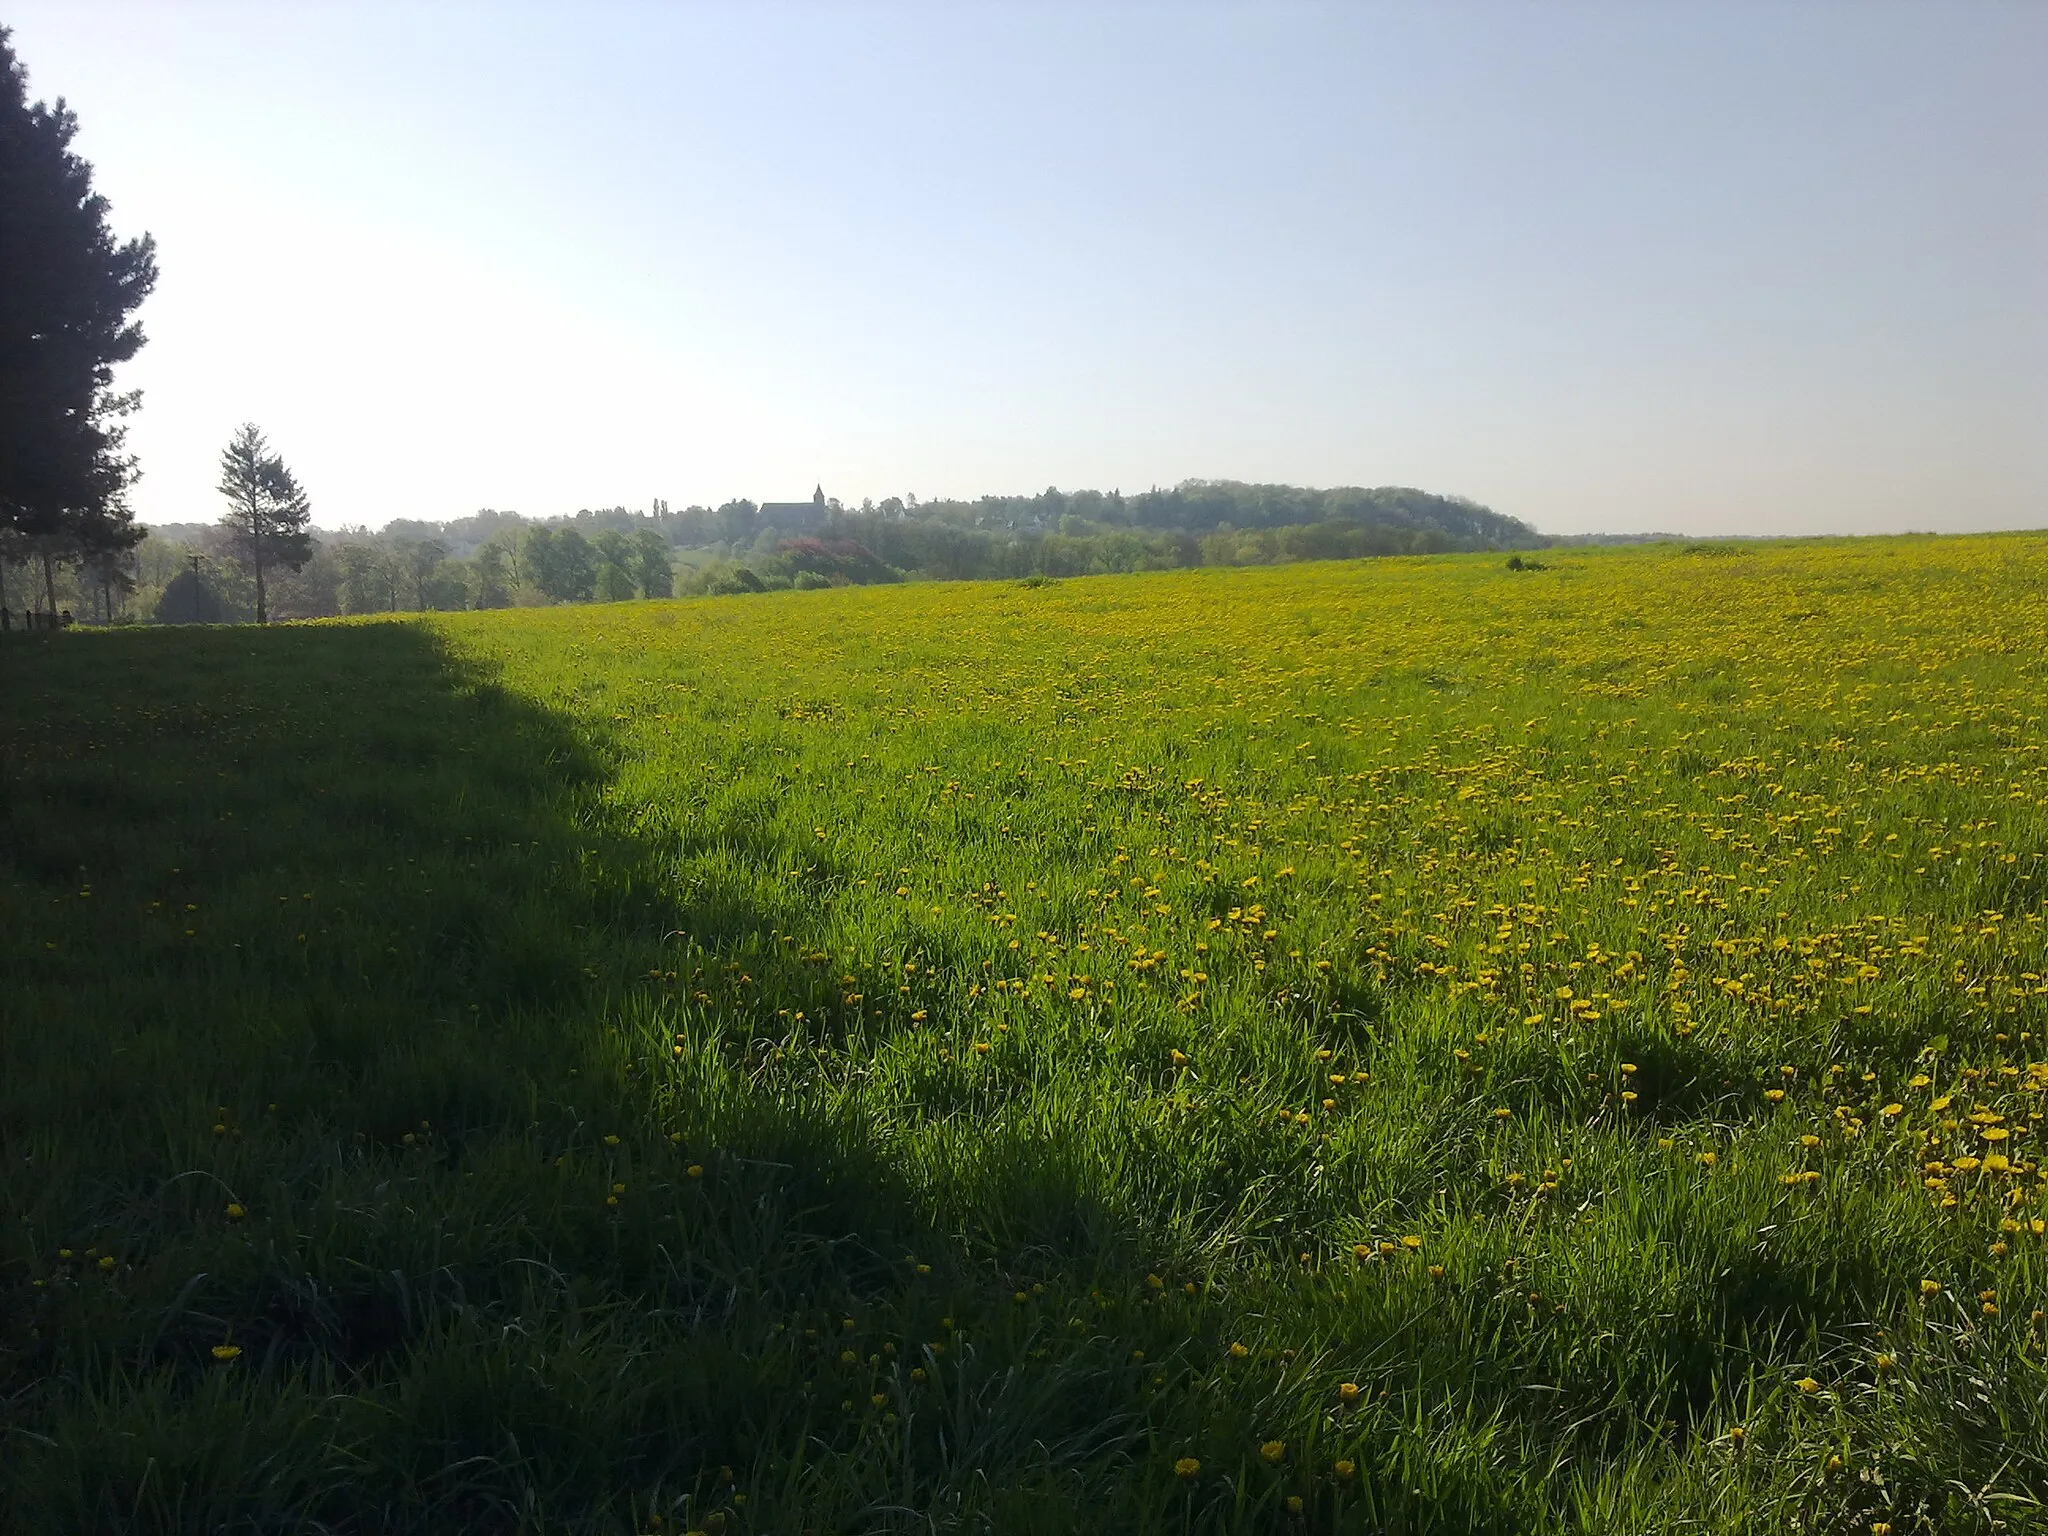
[471,542,513,609]
[633,527,673,598]
[151,566,225,625]
[524,526,596,602]
[591,528,636,602]
[0,29,156,556]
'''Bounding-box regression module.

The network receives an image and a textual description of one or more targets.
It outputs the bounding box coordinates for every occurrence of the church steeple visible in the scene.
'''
[812,484,825,507]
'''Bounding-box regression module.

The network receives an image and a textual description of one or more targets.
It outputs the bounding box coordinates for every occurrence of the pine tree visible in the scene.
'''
[0,29,157,580]
[216,424,313,624]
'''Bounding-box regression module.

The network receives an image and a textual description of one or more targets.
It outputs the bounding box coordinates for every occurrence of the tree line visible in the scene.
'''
[56,478,1534,624]
[119,517,678,623]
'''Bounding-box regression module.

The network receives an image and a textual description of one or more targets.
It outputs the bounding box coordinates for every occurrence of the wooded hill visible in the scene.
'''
[85,480,1542,622]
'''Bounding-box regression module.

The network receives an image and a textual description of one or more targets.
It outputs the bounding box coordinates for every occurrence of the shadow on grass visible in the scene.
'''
[2,623,1149,1533]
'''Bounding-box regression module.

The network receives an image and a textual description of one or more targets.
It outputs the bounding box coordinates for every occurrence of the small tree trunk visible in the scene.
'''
[251,511,268,625]
[42,551,58,618]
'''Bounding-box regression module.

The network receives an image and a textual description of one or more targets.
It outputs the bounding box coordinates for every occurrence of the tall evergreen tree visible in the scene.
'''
[0,29,157,580]
[216,423,312,624]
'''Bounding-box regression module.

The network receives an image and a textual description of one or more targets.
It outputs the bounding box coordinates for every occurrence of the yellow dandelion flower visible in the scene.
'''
[211,1344,242,1362]
[1260,1439,1286,1464]
[1175,1456,1201,1480]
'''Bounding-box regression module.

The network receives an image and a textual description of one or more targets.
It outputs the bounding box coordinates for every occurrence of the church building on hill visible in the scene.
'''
[759,485,829,532]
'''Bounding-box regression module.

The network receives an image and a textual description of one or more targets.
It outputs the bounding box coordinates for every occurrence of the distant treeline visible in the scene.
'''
[32,480,1542,623]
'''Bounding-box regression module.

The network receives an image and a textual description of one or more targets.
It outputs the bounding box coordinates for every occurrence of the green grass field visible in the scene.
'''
[5,537,2048,1533]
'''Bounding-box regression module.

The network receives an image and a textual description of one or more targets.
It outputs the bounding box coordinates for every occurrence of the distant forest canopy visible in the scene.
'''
[45,479,1545,624]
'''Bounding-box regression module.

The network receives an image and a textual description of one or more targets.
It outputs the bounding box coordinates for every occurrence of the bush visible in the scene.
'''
[707,566,766,596]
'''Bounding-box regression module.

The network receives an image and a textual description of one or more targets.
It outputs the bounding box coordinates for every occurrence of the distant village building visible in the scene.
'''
[758,485,828,532]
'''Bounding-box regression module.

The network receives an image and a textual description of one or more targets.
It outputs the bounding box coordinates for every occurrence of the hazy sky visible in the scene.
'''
[9,2,2045,535]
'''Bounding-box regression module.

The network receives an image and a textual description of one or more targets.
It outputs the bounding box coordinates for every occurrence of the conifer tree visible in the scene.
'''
[216,423,312,624]
[0,29,157,588]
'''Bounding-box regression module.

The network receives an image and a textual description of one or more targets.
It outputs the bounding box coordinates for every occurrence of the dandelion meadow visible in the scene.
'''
[5,536,2048,1532]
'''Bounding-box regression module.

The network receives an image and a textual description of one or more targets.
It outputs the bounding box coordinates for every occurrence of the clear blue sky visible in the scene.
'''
[10,2,2045,535]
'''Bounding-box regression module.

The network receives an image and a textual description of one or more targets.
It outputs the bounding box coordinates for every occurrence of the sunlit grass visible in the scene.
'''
[4,536,2047,1531]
